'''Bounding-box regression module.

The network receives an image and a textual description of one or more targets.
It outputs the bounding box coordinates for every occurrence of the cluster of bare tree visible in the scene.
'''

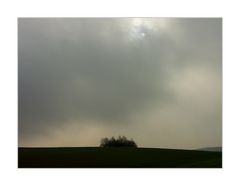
[100,136,138,148]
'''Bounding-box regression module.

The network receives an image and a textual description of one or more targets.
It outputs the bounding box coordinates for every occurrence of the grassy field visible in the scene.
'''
[18,147,222,168]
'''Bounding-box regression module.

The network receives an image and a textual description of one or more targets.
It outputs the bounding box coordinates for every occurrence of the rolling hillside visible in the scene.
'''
[18,147,222,168]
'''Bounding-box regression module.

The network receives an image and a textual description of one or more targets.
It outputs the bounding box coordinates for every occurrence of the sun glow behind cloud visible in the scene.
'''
[129,18,170,40]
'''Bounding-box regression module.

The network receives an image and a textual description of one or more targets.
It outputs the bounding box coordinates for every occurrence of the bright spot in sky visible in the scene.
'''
[129,19,148,41]
[128,18,170,41]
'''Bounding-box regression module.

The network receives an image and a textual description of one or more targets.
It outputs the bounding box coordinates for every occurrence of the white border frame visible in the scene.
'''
[1,0,239,186]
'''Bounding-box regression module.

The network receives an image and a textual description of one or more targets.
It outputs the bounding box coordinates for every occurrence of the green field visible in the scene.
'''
[18,147,222,168]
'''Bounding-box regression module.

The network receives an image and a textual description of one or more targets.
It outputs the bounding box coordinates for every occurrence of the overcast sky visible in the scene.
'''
[18,18,221,149]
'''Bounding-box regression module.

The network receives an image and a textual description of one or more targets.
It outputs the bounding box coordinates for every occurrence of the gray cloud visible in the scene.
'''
[18,18,221,149]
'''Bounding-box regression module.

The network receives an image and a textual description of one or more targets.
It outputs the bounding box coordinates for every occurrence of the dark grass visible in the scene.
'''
[18,147,222,168]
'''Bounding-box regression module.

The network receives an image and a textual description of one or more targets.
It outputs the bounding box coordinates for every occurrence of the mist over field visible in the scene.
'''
[18,18,222,149]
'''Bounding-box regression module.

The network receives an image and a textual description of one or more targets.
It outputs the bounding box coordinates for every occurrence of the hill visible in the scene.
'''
[18,147,222,168]
[197,147,222,152]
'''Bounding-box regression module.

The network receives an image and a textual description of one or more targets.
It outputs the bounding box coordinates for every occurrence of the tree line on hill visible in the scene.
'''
[100,136,138,148]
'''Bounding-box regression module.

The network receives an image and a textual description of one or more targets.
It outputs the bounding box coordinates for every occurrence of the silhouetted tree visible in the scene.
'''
[100,136,138,148]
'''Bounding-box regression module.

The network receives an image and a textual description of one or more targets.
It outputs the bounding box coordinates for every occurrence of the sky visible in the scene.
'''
[18,18,222,149]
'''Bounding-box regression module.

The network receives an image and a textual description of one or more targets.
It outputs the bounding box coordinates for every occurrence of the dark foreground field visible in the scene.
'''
[18,147,222,168]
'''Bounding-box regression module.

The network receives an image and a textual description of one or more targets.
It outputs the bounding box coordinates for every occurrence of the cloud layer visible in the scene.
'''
[18,18,222,149]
